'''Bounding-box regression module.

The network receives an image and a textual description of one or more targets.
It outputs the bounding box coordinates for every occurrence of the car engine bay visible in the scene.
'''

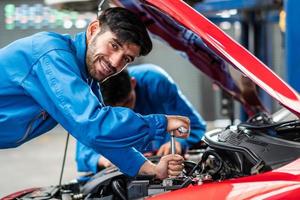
[14,112,300,200]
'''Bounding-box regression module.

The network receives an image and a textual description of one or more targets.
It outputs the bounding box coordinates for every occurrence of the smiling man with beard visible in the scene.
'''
[0,7,190,179]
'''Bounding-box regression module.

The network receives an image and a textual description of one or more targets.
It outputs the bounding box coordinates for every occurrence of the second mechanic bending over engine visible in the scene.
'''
[76,64,206,173]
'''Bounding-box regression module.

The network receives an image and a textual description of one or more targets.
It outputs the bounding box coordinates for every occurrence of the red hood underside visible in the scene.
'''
[118,0,300,118]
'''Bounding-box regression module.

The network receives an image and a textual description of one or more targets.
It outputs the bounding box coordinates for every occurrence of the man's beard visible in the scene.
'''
[86,39,117,82]
[86,39,101,81]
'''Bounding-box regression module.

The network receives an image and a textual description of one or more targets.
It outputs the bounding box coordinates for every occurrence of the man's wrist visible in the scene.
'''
[138,160,157,177]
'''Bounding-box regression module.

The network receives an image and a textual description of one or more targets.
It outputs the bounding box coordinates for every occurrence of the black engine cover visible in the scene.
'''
[204,124,300,172]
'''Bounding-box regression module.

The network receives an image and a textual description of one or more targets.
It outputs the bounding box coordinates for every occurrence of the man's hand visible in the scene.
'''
[157,141,182,156]
[138,154,184,180]
[98,156,113,168]
[166,115,190,138]
[155,154,184,179]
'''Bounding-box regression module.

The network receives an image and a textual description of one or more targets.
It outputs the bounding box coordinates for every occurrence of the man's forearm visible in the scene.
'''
[138,160,156,176]
[138,160,166,180]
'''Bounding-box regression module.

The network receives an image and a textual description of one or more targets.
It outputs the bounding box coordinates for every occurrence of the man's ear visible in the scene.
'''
[130,77,137,89]
[86,20,101,43]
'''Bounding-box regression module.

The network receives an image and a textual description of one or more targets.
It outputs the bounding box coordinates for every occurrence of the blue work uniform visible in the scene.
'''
[0,32,168,177]
[76,64,206,173]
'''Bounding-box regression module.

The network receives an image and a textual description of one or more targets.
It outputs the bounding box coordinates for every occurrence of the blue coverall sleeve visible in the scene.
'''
[21,50,167,176]
[76,141,146,175]
[76,141,100,173]
[148,67,206,151]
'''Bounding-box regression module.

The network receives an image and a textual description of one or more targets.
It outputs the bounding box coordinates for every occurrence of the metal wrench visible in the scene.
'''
[170,131,176,154]
[170,127,189,154]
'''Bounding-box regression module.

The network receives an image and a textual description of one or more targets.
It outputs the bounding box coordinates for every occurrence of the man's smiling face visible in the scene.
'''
[86,24,140,82]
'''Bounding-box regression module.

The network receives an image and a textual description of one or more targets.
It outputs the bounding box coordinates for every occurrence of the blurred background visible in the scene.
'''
[1,0,298,197]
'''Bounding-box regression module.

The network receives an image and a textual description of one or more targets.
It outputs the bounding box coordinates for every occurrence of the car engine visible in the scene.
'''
[13,113,300,200]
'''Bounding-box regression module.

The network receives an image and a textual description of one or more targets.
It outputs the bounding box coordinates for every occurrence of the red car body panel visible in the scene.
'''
[1,188,38,200]
[149,159,300,200]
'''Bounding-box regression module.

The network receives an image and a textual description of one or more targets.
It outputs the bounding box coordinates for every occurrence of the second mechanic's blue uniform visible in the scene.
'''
[76,64,206,173]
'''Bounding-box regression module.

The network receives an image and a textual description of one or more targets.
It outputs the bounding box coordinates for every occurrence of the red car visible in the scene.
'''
[3,0,300,199]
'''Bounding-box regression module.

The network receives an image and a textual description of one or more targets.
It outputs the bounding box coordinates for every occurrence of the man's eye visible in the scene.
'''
[124,57,131,63]
[111,43,118,49]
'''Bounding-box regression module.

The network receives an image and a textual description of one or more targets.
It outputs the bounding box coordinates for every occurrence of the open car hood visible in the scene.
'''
[116,0,300,118]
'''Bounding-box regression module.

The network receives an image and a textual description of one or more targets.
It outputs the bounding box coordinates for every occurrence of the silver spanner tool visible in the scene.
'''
[170,131,176,154]
[170,126,189,154]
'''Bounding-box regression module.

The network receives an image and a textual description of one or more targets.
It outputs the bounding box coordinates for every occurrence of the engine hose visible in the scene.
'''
[111,179,127,200]
[183,160,197,175]
[238,120,300,130]
[187,150,223,177]
[179,177,193,189]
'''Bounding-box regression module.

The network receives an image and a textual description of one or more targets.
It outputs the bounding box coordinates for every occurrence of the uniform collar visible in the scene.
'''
[73,32,88,80]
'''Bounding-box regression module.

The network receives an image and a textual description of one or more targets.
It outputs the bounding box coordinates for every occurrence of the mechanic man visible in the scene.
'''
[0,7,190,179]
[76,64,206,172]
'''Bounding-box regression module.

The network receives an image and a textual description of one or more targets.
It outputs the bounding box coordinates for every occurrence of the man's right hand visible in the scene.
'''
[138,154,184,180]
[166,115,190,138]
[155,154,184,179]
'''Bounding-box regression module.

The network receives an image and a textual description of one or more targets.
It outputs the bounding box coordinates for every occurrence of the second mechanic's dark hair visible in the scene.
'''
[98,7,152,56]
[100,69,132,105]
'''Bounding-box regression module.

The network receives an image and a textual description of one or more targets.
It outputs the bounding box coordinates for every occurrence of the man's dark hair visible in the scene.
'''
[98,7,152,56]
[101,69,132,105]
